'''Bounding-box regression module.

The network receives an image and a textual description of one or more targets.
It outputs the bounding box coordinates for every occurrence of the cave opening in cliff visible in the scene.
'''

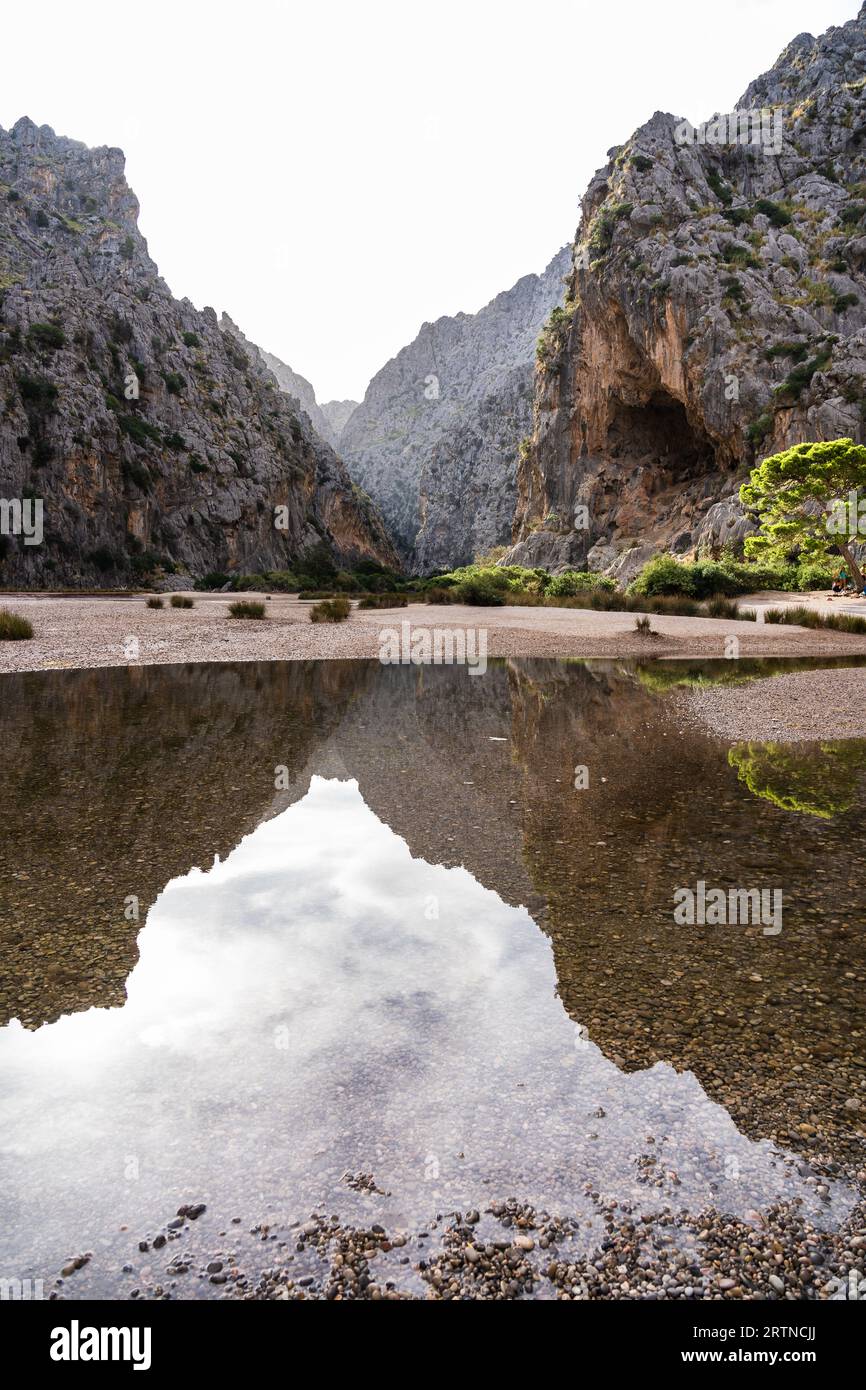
[606,390,717,482]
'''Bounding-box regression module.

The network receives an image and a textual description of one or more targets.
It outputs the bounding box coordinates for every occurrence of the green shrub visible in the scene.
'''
[722,275,746,304]
[195,572,230,591]
[17,373,58,412]
[146,596,164,609]
[310,595,351,623]
[428,564,548,595]
[629,553,819,599]
[453,578,506,606]
[630,554,697,597]
[170,595,194,609]
[587,202,633,259]
[262,570,300,592]
[747,412,774,445]
[27,321,65,351]
[796,559,838,589]
[754,198,791,227]
[772,348,832,402]
[163,371,185,395]
[228,600,266,619]
[357,593,409,608]
[0,608,33,640]
[119,413,161,446]
[765,341,808,362]
[182,331,201,348]
[722,241,760,269]
[229,574,267,592]
[546,570,616,596]
[707,171,733,205]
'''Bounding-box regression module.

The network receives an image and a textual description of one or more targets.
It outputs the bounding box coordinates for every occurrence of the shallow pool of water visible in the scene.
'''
[0,658,864,1297]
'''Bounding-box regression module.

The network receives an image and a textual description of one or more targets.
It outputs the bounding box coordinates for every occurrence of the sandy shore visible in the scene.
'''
[2,590,866,675]
[679,666,866,743]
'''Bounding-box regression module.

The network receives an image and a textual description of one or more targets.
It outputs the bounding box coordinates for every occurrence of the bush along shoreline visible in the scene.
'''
[110,548,860,625]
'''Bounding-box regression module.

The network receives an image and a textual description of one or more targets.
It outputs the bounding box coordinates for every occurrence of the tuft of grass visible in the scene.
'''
[0,608,33,640]
[634,614,655,636]
[309,595,351,623]
[146,596,164,609]
[228,600,266,619]
[705,595,741,620]
[357,593,409,609]
[764,605,866,634]
[170,595,194,609]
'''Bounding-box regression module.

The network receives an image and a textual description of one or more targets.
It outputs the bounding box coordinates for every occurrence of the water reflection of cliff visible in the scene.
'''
[504,664,866,1164]
[0,662,371,1028]
[1,658,864,1164]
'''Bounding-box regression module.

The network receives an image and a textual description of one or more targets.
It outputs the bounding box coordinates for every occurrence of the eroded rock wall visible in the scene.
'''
[0,119,396,587]
[340,247,570,572]
[508,6,866,574]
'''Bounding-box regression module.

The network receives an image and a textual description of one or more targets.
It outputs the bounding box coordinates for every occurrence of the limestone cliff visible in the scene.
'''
[223,320,358,453]
[340,247,570,572]
[0,119,396,587]
[320,399,358,449]
[508,5,866,579]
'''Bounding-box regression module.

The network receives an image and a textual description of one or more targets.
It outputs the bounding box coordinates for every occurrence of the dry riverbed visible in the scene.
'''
[2,590,866,675]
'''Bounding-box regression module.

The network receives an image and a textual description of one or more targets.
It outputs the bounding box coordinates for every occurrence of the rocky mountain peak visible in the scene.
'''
[506,4,866,579]
[0,120,396,586]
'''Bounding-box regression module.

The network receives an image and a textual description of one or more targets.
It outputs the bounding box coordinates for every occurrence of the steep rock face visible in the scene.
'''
[224,319,358,453]
[0,119,396,587]
[508,6,866,574]
[319,399,358,449]
[340,247,570,571]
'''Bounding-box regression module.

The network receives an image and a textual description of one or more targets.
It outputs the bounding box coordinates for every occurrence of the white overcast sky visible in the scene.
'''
[0,0,857,401]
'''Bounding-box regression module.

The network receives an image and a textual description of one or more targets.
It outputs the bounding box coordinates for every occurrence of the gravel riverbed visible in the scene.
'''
[679,667,866,743]
[2,592,866,675]
[49,1189,866,1302]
